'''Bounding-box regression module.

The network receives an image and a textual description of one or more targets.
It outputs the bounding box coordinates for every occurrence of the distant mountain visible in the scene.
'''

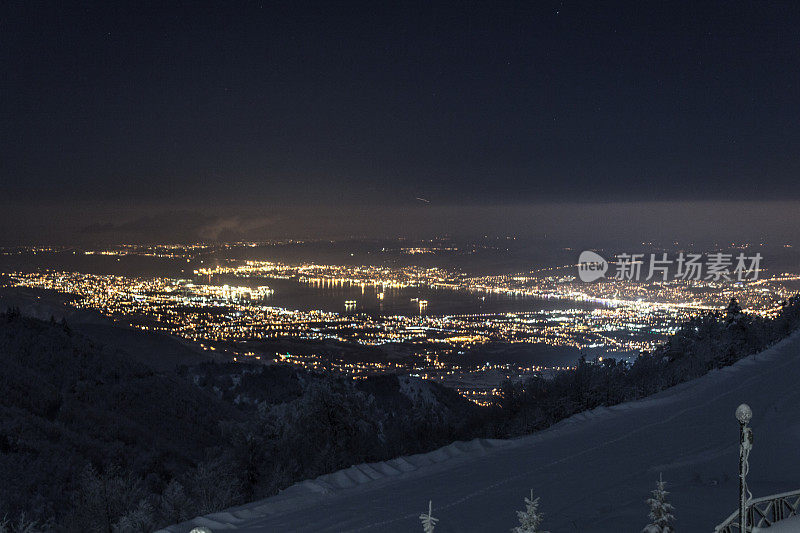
[73,322,222,372]
[0,285,222,371]
[0,286,99,323]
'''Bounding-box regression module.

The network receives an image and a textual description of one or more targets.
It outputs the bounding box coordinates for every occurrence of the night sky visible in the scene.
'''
[2,1,800,243]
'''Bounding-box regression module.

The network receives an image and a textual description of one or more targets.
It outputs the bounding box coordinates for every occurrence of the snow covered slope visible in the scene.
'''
[163,332,800,532]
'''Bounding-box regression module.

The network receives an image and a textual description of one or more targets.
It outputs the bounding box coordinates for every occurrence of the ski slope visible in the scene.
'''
[163,332,800,532]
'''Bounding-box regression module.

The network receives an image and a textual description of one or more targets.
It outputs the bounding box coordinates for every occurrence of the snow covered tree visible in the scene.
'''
[419,500,438,533]
[157,479,194,525]
[0,512,43,533]
[512,489,549,533]
[70,464,147,533]
[643,474,675,533]
[185,458,243,515]
[113,500,156,533]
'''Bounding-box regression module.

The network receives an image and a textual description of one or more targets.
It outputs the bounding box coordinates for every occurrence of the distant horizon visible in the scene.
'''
[2,199,799,247]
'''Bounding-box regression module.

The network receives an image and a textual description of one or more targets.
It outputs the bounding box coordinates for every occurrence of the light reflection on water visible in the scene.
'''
[0,251,600,317]
[207,274,600,316]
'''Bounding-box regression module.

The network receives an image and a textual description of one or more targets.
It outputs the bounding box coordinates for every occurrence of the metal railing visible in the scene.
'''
[715,489,800,531]
[714,404,800,531]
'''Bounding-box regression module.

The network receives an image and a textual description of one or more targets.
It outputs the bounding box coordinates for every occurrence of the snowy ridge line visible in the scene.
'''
[163,330,800,532]
[159,438,511,532]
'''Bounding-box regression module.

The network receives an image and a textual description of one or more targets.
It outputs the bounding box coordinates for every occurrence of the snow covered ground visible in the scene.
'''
[754,514,800,532]
[162,332,800,532]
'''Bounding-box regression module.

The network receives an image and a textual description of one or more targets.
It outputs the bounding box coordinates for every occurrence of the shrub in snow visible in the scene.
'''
[643,474,675,533]
[184,458,243,515]
[419,500,439,533]
[512,489,549,533]
[0,513,43,533]
[113,500,156,533]
[69,464,148,533]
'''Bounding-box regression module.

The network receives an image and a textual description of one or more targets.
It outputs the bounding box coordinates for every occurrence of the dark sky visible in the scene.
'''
[2,1,800,242]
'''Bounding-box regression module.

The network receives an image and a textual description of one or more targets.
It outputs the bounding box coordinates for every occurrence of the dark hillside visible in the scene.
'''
[0,311,484,531]
[0,311,241,524]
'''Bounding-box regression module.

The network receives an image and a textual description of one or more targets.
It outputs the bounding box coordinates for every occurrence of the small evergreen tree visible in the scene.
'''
[158,479,194,525]
[419,500,438,533]
[512,489,548,533]
[643,474,675,533]
[725,297,743,323]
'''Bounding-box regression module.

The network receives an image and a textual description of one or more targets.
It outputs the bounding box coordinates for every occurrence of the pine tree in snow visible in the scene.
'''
[419,500,438,533]
[512,489,549,533]
[643,474,675,533]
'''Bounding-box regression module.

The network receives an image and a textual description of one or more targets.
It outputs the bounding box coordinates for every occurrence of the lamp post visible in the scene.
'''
[736,403,753,532]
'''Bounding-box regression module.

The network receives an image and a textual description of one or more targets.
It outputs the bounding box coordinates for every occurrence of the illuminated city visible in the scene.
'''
[3,242,798,404]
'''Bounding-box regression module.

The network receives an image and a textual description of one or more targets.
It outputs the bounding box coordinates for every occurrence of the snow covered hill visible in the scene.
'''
[163,332,800,532]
